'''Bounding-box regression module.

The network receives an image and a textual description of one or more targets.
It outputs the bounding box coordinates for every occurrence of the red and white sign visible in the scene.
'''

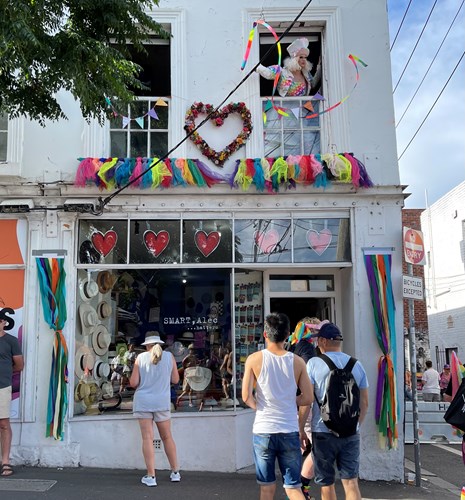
[403,227,426,265]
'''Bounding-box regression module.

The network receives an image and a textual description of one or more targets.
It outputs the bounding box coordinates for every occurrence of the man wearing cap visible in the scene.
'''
[300,323,368,500]
[242,312,313,500]
[256,37,322,97]
[0,309,24,476]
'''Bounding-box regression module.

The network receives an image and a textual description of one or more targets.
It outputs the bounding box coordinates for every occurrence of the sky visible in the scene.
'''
[387,0,465,208]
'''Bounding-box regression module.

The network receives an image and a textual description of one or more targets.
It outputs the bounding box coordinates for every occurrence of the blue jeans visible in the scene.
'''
[252,432,302,488]
[312,432,360,486]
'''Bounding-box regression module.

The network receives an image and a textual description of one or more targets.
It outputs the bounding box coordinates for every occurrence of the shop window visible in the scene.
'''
[258,24,322,156]
[0,113,7,162]
[129,220,181,264]
[182,219,233,264]
[74,268,237,416]
[109,36,170,158]
[78,220,128,265]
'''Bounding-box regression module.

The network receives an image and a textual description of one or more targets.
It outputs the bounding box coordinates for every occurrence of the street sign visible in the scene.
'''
[403,227,426,265]
[402,275,424,300]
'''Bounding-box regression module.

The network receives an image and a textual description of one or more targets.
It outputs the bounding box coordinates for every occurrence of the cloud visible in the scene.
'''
[388,0,465,207]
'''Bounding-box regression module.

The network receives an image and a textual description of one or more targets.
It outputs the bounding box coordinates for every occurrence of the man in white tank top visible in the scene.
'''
[242,313,313,500]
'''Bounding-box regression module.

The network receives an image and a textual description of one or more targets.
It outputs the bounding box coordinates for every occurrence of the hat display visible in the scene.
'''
[310,322,343,341]
[75,345,96,378]
[287,37,310,58]
[92,324,111,356]
[179,331,194,342]
[74,380,91,402]
[141,333,164,346]
[79,277,99,302]
[183,366,212,392]
[97,300,113,320]
[97,271,117,294]
[100,381,114,399]
[79,303,99,336]
[93,358,111,381]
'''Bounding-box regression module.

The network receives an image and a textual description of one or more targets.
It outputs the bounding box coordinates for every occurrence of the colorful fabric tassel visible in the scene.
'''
[129,157,143,187]
[253,158,265,192]
[97,157,118,189]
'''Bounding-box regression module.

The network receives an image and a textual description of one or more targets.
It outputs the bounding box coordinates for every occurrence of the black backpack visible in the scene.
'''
[315,353,361,437]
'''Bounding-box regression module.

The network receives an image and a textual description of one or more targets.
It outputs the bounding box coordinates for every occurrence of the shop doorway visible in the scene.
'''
[269,297,333,333]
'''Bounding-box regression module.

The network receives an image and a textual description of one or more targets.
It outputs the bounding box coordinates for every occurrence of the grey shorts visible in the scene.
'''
[133,410,171,422]
[0,386,12,419]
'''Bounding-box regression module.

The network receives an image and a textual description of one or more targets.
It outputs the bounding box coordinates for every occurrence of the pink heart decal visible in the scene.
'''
[144,230,170,257]
[195,231,221,257]
[307,229,332,256]
[254,229,279,254]
[91,230,117,257]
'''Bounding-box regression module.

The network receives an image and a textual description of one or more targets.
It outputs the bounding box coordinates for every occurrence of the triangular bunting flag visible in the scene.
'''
[263,111,267,125]
[122,116,130,128]
[148,108,159,120]
[155,98,168,107]
[264,100,273,112]
[312,92,325,101]
[291,107,300,120]
[303,101,314,112]
[135,116,144,129]
[105,97,112,106]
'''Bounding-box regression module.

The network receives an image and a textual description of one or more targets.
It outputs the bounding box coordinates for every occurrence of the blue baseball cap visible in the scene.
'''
[311,323,343,341]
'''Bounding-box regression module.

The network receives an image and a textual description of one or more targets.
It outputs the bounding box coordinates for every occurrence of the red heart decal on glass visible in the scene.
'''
[195,231,221,257]
[307,229,332,256]
[91,230,117,257]
[254,229,279,254]
[144,230,170,257]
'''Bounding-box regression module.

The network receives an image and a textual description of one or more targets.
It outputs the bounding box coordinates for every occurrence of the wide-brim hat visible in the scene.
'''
[141,333,164,346]
[93,357,111,381]
[79,277,99,302]
[97,271,117,294]
[97,300,112,320]
[287,37,310,58]
[74,380,91,402]
[100,381,114,399]
[79,303,99,336]
[75,345,96,378]
[92,324,111,356]
[184,366,212,391]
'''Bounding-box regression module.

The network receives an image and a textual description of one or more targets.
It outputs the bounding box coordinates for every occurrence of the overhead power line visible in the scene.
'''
[398,50,465,161]
[396,0,464,128]
[393,0,438,94]
[390,0,414,52]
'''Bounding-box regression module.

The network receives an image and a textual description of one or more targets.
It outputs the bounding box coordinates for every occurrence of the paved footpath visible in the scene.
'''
[0,465,461,500]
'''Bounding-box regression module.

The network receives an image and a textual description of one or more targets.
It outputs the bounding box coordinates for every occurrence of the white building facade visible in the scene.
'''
[0,1,405,481]
[421,181,465,367]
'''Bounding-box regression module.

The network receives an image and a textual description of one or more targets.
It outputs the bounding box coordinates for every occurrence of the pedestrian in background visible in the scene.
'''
[439,364,451,400]
[0,310,24,477]
[130,333,181,487]
[421,360,441,402]
[242,312,313,500]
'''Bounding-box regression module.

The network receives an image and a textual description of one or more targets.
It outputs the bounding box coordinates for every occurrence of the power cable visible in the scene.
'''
[393,0,438,94]
[98,0,315,213]
[397,49,465,161]
[390,0,414,52]
[396,0,464,128]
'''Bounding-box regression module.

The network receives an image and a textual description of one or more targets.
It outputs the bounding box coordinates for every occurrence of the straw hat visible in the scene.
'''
[75,345,96,378]
[100,381,114,399]
[183,366,212,392]
[179,331,194,342]
[79,277,99,302]
[79,303,99,336]
[97,271,117,294]
[141,333,164,345]
[91,324,111,356]
[74,380,91,402]
[97,300,112,320]
[93,358,111,381]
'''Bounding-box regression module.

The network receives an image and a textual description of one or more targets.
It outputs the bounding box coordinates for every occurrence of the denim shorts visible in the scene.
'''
[312,432,360,486]
[253,432,302,488]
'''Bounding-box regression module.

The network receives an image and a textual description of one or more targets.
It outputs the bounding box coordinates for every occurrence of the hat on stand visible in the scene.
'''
[79,277,99,302]
[79,303,99,336]
[92,325,111,356]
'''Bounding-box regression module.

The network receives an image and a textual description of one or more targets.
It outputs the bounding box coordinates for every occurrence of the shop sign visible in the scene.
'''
[163,316,218,330]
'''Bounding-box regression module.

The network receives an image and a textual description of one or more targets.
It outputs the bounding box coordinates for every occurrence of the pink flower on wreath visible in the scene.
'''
[215,117,224,126]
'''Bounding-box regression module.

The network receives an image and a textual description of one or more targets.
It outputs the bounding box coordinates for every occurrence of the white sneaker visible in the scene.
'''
[170,471,181,482]
[141,475,157,487]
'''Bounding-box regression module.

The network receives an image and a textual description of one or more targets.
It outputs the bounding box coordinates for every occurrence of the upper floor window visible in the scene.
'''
[109,34,171,158]
[0,114,7,162]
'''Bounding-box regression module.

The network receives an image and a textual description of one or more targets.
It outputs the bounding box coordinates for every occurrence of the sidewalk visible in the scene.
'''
[0,465,460,500]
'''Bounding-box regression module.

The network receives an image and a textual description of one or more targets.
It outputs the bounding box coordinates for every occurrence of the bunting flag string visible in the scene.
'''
[75,153,373,192]
[104,97,167,129]
[364,253,399,450]
[36,257,68,440]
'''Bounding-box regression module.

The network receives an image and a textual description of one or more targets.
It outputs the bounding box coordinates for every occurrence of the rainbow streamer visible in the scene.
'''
[450,351,465,395]
[364,253,398,450]
[305,54,367,120]
[241,19,288,117]
[36,257,68,440]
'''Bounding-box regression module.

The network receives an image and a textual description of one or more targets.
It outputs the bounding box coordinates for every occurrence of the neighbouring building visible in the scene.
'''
[0,1,406,480]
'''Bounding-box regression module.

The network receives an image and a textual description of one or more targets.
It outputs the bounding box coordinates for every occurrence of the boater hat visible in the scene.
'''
[97,300,112,320]
[92,324,111,356]
[79,277,99,302]
[93,357,111,382]
[79,303,99,336]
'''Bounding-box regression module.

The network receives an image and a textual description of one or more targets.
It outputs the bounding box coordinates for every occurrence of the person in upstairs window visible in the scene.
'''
[256,38,322,97]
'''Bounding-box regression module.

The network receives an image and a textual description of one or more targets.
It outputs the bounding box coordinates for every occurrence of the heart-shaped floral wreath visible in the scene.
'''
[184,102,252,167]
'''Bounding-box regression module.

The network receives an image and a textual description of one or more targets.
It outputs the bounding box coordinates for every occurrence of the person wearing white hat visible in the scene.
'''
[256,37,321,97]
[129,333,181,487]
